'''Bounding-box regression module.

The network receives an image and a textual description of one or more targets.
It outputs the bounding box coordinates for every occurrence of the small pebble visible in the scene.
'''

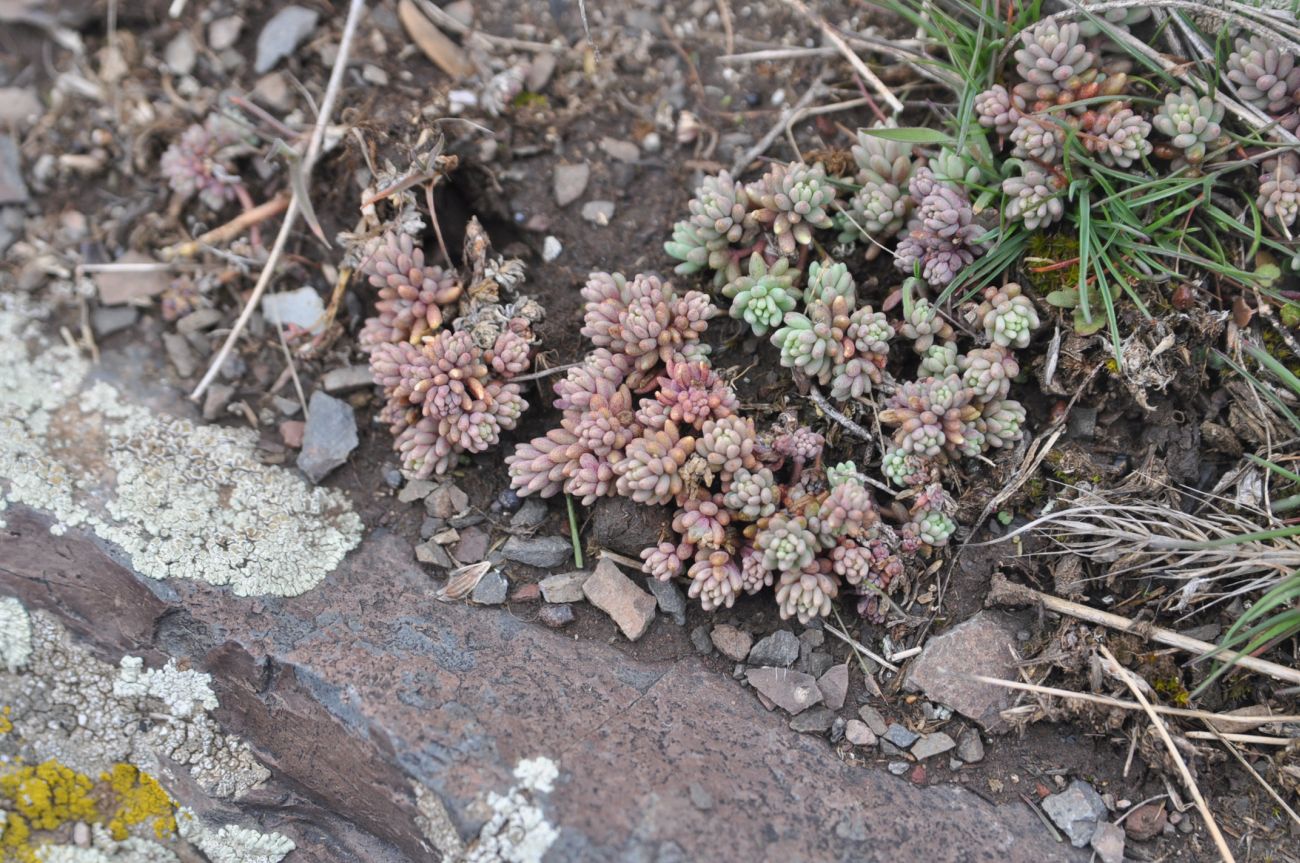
[887,762,909,776]
[539,603,574,628]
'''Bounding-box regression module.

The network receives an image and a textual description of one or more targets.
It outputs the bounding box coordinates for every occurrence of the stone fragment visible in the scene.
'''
[690,624,713,655]
[887,762,909,776]
[904,610,1023,732]
[176,308,223,333]
[262,286,325,333]
[956,728,984,763]
[0,135,27,204]
[1090,822,1124,863]
[398,479,438,504]
[599,137,639,163]
[789,707,835,734]
[509,498,548,531]
[208,15,243,50]
[296,391,358,483]
[540,571,588,603]
[590,495,666,556]
[645,577,686,625]
[748,630,799,668]
[96,252,169,304]
[321,365,373,394]
[882,724,919,750]
[582,559,656,641]
[844,720,876,747]
[255,5,319,73]
[431,528,459,546]
[501,536,572,569]
[710,624,752,662]
[511,583,540,602]
[164,31,197,75]
[817,663,849,710]
[797,647,834,677]
[858,705,888,736]
[526,52,557,91]
[581,200,616,225]
[454,527,488,563]
[202,384,233,422]
[1042,780,1108,848]
[0,87,41,130]
[415,541,454,569]
[745,667,823,715]
[278,420,304,448]
[1124,803,1166,841]
[470,571,508,605]
[91,306,138,337]
[541,236,562,262]
[553,163,590,206]
[911,732,956,761]
[426,484,469,519]
[688,783,713,810]
[397,0,473,78]
[163,333,197,378]
[539,604,574,629]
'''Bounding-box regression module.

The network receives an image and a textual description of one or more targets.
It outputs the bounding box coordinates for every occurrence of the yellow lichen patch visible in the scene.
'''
[0,708,13,735]
[101,764,177,841]
[0,760,98,831]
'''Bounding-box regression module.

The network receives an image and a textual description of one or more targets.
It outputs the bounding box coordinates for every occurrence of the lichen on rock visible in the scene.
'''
[0,301,362,597]
[0,598,32,673]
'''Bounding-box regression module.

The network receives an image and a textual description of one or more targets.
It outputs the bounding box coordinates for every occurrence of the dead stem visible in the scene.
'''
[160,194,290,260]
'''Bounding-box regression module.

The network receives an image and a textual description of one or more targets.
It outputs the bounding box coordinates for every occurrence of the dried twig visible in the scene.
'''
[191,0,366,402]
[159,194,290,260]
[822,620,900,672]
[986,573,1300,687]
[731,71,830,174]
[1098,644,1236,863]
[412,0,555,53]
[780,0,903,114]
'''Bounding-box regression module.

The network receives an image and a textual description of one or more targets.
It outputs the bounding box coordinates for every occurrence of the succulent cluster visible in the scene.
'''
[1226,35,1300,133]
[362,229,542,479]
[161,115,251,210]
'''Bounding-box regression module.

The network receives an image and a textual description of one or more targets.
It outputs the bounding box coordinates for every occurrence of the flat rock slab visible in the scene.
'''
[1043,780,1109,848]
[583,559,656,641]
[297,391,358,483]
[905,610,1026,732]
[746,667,823,715]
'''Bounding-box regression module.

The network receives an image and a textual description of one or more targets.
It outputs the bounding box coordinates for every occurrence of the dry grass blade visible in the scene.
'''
[438,561,492,602]
[1098,644,1237,863]
[780,0,904,115]
[1199,722,1300,829]
[399,0,474,79]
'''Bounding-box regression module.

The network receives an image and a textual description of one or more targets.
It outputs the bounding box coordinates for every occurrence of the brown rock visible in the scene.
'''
[817,662,849,710]
[280,420,305,449]
[510,583,541,602]
[539,603,574,628]
[710,624,752,661]
[845,719,877,747]
[745,667,823,715]
[95,252,170,304]
[582,559,656,641]
[905,610,1025,732]
[453,526,488,563]
[1124,802,1167,842]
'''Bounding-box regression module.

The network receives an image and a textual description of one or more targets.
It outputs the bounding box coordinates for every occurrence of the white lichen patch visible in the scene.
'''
[0,609,270,801]
[465,756,560,863]
[176,809,295,863]
[0,596,33,672]
[36,824,179,863]
[114,657,218,718]
[0,301,362,596]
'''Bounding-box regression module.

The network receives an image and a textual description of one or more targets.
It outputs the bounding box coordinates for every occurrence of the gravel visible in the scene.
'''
[553,163,590,206]
[501,536,573,569]
[956,728,985,763]
[645,576,687,625]
[789,707,835,734]
[1042,780,1109,848]
[255,5,320,73]
[745,667,823,715]
[583,559,656,641]
[882,724,920,750]
[710,624,753,661]
[470,571,509,605]
[540,571,589,604]
[748,630,800,668]
[296,392,358,483]
[539,604,574,628]
[911,732,957,761]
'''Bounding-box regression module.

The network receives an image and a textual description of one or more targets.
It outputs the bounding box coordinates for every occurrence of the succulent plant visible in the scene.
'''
[565,380,639,458]
[639,360,739,431]
[613,422,696,505]
[727,254,801,336]
[160,116,249,210]
[1226,36,1300,116]
[895,170,988,286]
[919,341,960,378]
[642,540,693,581]
[739,546,774,594]
[850,125,914,187]
[959,346,1019,403]
[723,466,779,520]
[553,348,633,412]
[879,375,980,456]
[978,398,1028,448]
[665,171,753,275]
[1009,115,1065,165]
[847,305,893,356]
[672,494,732,549]
[1152,88,1225,165]
[619,274,718,376]
[506,427,582,497]
[809,480,878,546]
[772,426,825,466]
[979,283,1039,349]
[911,507,957,546]
[975,85,1024,136]
[1081,108,1152,168]
[395,415,455,479]
[754,514,819,573]
[688,550,745,611]
[747,161,838,255]
[663,220,714,276]
[774,560,838,623]
[881,445,932,488]
[1013,21,1095,100]
[826,461,866,488]
[695,415,758,482]
[771,297,849,384]
[358,232,463,347]
[1002,166,1064,230]
[580,271,633,350]
[1259,152,1300,229]
[895,296,953,353]
[1064,3,1150,38]
[568,451,619,505]
[804,260,857,306]
[828,357,877,400]
[488,330,532,377]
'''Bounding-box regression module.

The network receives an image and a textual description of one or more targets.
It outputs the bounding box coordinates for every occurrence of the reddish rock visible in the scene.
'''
[582,559,656,641]
[904,610,1025,732]
[746,667,823,715]
[1124,802,1167,841]
[817,662,849,710]
[279,420,305,449]
[511,583,541,602]
[710,624,752,661]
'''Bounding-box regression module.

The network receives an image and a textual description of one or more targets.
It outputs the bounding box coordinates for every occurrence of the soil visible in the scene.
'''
[3,1,1298,861]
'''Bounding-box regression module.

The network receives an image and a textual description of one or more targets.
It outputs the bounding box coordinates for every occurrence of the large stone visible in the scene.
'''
[255,5,319,73]
[590,495,667,557]
[540,571,588,603]
[904,610,1024,732]
[710,624,752,662]
[745,667,823,715]
[582,559,656,641]
[501,536,572,569]
[296,391,358,483]
[748,630,800,668]
[1042,780,1109,848]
